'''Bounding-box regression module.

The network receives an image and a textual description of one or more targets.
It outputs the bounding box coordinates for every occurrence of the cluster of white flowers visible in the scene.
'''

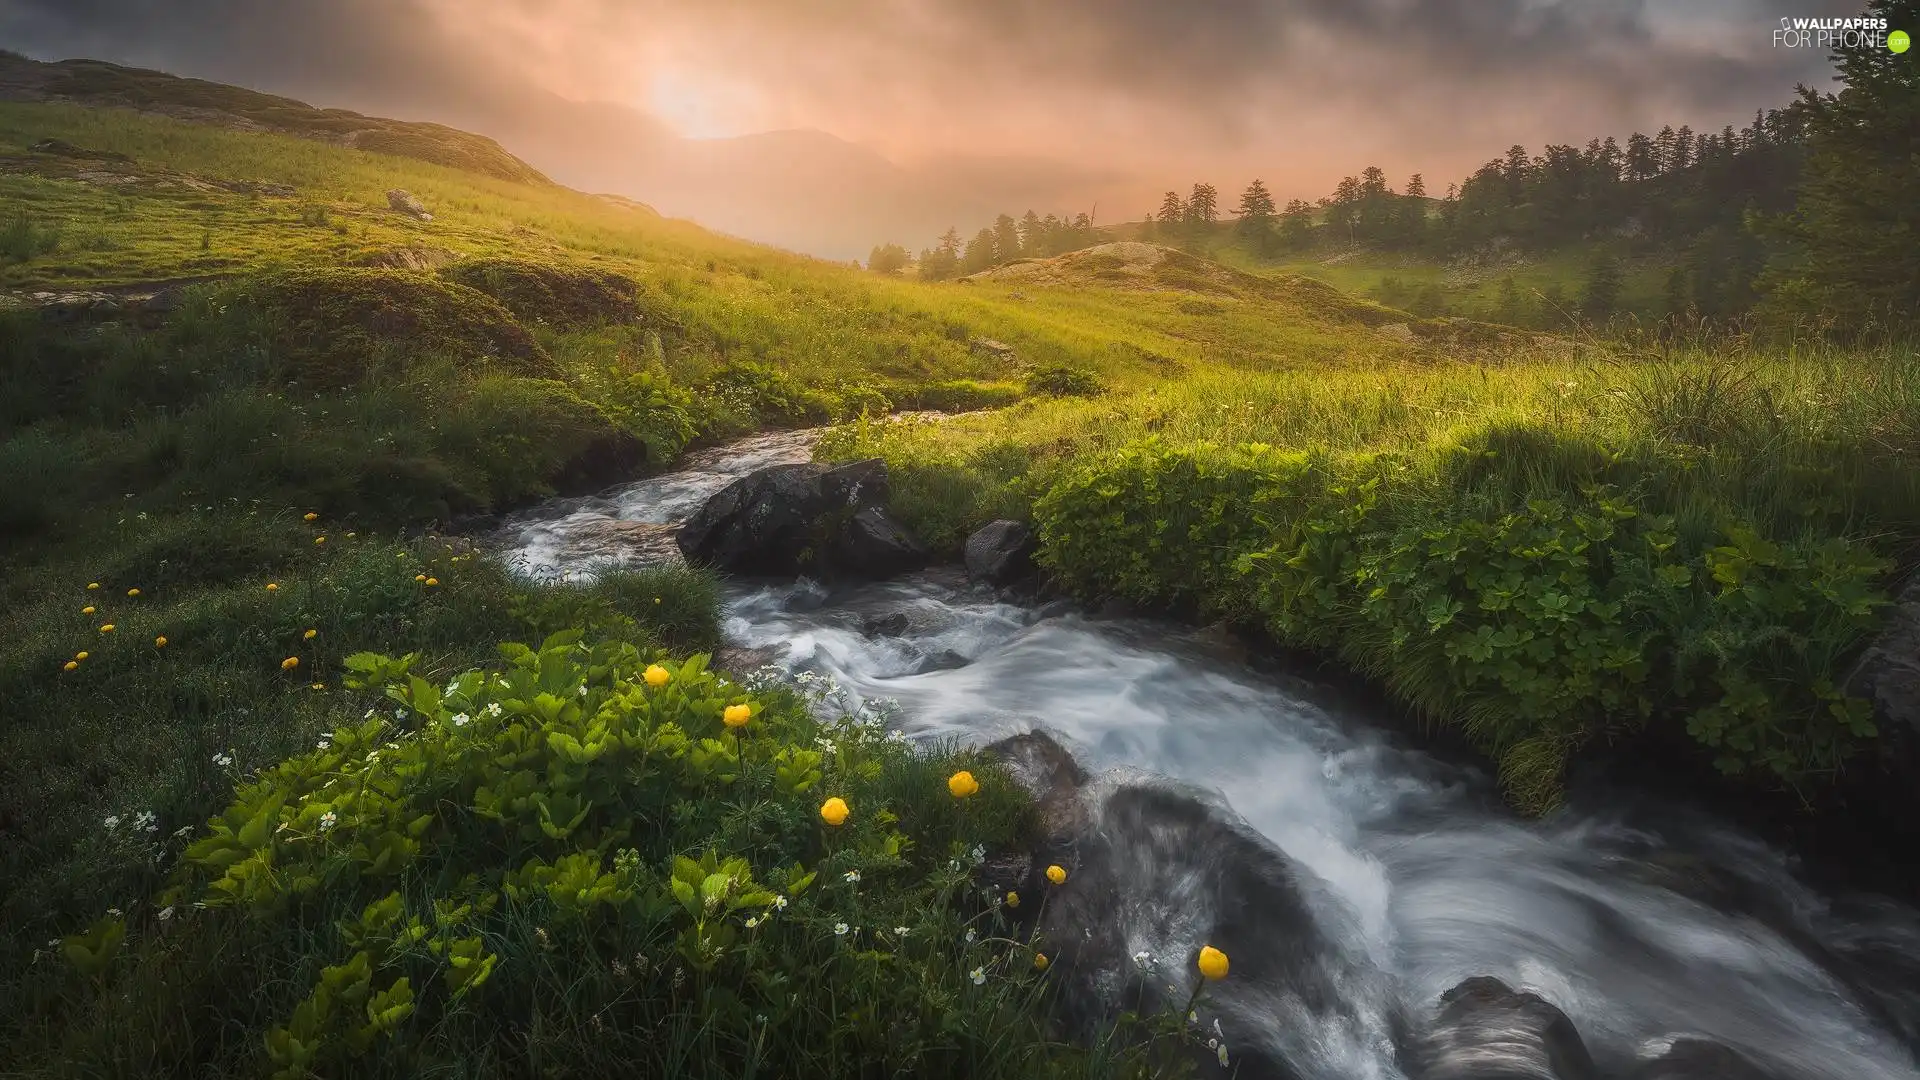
[210,752,233,768]
[842,869,861,884]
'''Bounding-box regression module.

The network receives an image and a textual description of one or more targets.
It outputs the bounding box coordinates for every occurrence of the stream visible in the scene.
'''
[496,430,1920,1080]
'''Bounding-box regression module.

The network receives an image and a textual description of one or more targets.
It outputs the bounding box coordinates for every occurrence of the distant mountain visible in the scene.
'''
[0,53,550,185]
[474,100,1122,261]
[0,53,1121,261]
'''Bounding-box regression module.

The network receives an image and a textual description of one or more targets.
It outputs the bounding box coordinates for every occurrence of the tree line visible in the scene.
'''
[869,0,1915,332]
[868,210,1101,281]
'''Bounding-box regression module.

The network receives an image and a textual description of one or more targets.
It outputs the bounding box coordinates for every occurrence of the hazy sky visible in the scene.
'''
[2,0,1863,246]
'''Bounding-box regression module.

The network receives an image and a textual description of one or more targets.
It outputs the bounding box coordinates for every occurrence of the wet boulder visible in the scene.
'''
[964,519,1040,586]
[1629,1040,1783,1080]
[675,459,928,581]
[1414,976,1598,1080]
[982,730,1392,1080]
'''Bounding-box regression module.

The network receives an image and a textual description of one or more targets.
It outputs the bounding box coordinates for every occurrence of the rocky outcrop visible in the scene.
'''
[964,520,1040,586]
[1846,577,1920,754]
[387,188,433,221]
[675,459,927,581]
[982,730,1392,1080]
[1414,976,1598,1080]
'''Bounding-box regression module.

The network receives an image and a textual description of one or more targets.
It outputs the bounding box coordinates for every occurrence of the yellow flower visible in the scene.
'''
[947,770,980,798]
[424,577,439,587]
[1005,891,1020,909]
[1033,952,1050,971]
[303,512,319,522]
[414,574,427,583]
[63,660,78,672]
[303,629,318,640]
[74,651,88,661]
[314,536,326,545]
[126,588,141,597]
[654,597,662,604]
[310,683,325,691]
[265,582,278,592]
[99,623,115,633]
[154,636,167,648]
[82,606,95,615]
[723,704,752,728]
[1046,864,1067,885]
[281,656,300,671]
[1197,945,1229,981]
[819,797,849,827]
[643,664,671,688]
[87,582,100,590]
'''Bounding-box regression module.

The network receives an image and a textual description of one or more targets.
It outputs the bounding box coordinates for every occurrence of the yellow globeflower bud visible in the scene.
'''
[1197,945,1229,981]
[82,606,95,615]
[281,656,300,671]
[75,651,89,661]
[126,588,141,597]
[154,636,167,648]
[424,577,439,587]
[723,704,752,728]
[1006,891,1020,909]
[1046,864,1067,885]
[87,581,100,590]
[265,582,278,592]
[303,512,319,522]
[303,629,318,640]
[63,660,78,672]
[947,770,980,798]
[819,797,849,827]
[1033,952,1050,971]
[643,664,671,688]
[99,623,115,633]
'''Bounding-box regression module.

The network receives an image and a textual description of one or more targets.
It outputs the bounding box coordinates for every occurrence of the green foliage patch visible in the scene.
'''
[19,635,1104,1078]
[1032,437,1889,811]
[437,258,643,329]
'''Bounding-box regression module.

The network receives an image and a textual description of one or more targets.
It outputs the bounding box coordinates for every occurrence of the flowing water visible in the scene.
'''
[496,433,1920,1080]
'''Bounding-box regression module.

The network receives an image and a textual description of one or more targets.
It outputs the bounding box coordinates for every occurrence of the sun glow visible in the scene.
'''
[645,69,749,139]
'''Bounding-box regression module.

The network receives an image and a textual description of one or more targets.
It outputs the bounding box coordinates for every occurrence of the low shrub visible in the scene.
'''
[18,635,1098,1078]
[438,258,642,329]
[890,379,1024,414]
[1025,363,1104,398]
[1033,436,1891,811]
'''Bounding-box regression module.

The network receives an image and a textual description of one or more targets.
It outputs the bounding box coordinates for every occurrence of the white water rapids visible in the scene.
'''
[497,431,1920,1080]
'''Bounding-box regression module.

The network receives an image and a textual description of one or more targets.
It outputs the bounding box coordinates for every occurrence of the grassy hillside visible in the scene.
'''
[0,52,550,184]
[0,94,1443,1078]
[3,79,1916,1078]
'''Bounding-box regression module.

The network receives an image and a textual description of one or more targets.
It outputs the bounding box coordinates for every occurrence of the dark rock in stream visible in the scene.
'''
[861,612,911,638]
[675,459,928,580]
[1628,1039,1786,1080]
[982,730,1394,1080]
[1414,976,1598,1080]
[965,519,1040,586]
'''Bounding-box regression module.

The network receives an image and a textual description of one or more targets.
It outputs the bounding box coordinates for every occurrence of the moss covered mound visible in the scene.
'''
[216,268,557,389]
[437,258,643,329]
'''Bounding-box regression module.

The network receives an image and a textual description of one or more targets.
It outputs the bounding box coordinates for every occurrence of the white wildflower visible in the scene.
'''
[103,815,120,829]
[317,737,331,750]
[484,702,503,718]
[319,811,337,830]
[965,929,977,944]
[843,870,861,884]
[106,907,122,917]
[211,753,233,767]
[773,895,788,910]
[970,966,986,986]
[745,917,760,929]
[451,713,470,728]
[1218,1044,1229,1068]
[893,926,910,936]
[1132,950,1154,969]
[156,906,174,922]
[833,922,850,936]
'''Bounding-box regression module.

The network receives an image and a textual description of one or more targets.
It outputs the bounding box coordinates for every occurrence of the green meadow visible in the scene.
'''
[1,76,1915,1077]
